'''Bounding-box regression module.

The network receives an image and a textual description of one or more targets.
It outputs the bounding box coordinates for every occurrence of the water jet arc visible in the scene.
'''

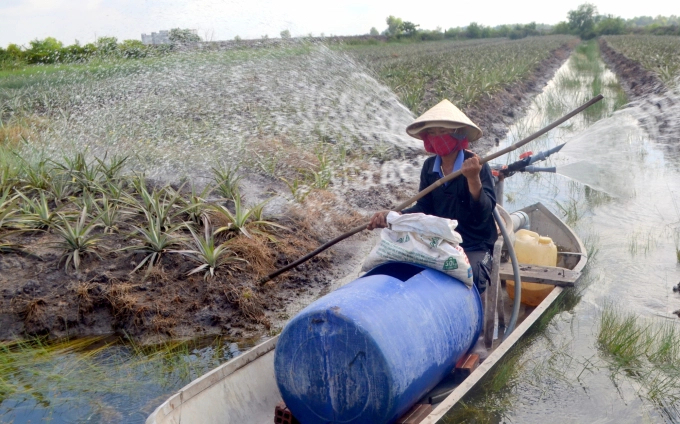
[259,94,604,285]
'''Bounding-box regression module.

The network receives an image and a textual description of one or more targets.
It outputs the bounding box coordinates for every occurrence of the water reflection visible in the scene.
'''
[445,42,680,422]
[0,336,262,423]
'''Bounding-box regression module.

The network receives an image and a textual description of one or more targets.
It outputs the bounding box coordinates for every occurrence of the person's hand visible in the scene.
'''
[461,154,482,181]
[461,153,483,201]
[368,210,394,230]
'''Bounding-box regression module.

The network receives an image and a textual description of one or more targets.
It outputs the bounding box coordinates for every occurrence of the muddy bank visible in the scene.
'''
[599,38,680,145]
[468,39,579,154]
[0,182,380,344]
[598,38,665,99]
[0,40,578,344]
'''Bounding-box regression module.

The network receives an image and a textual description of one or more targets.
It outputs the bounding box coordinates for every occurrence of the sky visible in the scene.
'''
[1,0,678,47]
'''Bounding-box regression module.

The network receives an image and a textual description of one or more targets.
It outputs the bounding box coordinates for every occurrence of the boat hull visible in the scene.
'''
[146,203,587,424]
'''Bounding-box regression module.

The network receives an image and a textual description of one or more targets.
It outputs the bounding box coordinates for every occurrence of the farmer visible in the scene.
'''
[368,99,497,294]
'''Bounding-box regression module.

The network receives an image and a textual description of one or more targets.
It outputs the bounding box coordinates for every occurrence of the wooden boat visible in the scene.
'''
[146,202,587,424]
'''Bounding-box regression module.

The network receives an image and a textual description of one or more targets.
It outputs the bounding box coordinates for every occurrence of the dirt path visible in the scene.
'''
[0,41,577,344]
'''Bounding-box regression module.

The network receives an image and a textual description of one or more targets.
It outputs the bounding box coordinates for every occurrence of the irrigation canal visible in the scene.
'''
[444,42,680,422]
[3,42,680,423]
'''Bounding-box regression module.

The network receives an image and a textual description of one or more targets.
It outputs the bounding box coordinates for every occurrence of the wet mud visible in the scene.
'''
[0,41,578,344]
[469,40,579,154]
[598,38,665,99]
[599,38,680,145]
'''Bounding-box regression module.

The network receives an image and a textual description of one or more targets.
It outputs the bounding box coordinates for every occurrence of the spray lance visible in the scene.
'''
[258,95,603,286]
[491,142,566,181]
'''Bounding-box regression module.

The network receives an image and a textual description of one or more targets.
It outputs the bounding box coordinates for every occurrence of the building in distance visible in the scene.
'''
[141,30,170,45]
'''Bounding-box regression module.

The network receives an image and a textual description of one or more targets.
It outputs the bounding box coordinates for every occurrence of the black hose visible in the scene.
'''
[493,208,522,338]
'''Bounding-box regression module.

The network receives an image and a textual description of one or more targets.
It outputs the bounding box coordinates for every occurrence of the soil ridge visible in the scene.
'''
[599,37,679,144]
[0,40,579,344]
[598,38,666,99]
[468,39,579,154]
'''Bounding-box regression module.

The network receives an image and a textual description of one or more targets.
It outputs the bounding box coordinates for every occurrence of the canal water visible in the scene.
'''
[2,42,679,423]
[443,43,680,422]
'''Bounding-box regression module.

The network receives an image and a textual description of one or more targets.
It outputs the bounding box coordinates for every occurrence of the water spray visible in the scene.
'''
[259,95,604,285]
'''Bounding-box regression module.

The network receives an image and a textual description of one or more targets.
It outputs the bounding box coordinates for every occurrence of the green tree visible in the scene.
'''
[552,21,570,34]
[280,29,291,39]
[6,44,24,60]
[385,15,403,37]
[168,28,201,44]
[496,25,511,37]
[401,21,420,36]
[568,3,598,38]
[595,15,626,35]
[96,36,119,56]
[369,27,379,36]
[119,39,147,58]
[466,22,482,38]
[61,42,91,63]
[445,27,462,39]
[26,37,64,63]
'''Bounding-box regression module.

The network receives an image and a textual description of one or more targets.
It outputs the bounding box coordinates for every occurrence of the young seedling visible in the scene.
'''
[211,191,287,239]
[121,213,184,275]
[281,176,311,203]
[53,152,104,192]
[179,183,213,224]
[47,174,75,205]
[16,190,64,230]
[176,218,246,279]
[53,207,103,272]
[124,178,183,230]
[95,154,128,182]
[20,158,52,193]
[94,194,122,234]
[211,165,241,200]
[0,188,19,231]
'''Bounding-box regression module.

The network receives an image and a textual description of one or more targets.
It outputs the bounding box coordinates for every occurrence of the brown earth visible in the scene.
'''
[468,39,580,154]
[598,38,666,99]
[599,37,679,145]
[0,40,577,344]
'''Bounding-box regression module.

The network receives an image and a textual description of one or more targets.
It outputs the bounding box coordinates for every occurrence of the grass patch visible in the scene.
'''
[627,228,659,256]
[0,335,254,421]
[598,304,680,413]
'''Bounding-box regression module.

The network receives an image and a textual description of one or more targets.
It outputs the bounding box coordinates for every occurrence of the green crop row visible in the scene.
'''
[602,35,680,85]
[346,35,577,114]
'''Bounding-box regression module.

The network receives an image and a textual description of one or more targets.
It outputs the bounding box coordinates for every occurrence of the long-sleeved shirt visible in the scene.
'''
[402,150,498,252]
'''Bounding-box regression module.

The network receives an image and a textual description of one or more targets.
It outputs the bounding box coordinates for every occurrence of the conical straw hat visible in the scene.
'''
[406,99,483,142]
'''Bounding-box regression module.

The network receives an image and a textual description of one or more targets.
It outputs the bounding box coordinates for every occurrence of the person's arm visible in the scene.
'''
[368,160,433,229]
[468,162,496,224]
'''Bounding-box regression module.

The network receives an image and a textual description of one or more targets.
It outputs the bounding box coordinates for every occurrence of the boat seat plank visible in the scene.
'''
[498,262,580,287]
[484,239,504,348]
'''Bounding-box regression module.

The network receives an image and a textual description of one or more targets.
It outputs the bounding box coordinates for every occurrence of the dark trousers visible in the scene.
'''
[465,250,492,294]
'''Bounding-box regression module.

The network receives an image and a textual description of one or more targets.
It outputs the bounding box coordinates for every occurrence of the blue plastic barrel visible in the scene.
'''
[274,262,483,424]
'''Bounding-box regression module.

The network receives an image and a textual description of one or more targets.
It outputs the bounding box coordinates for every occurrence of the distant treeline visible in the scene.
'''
[377,6,680,42]
[2,8,679,70]
[0,28,200,69]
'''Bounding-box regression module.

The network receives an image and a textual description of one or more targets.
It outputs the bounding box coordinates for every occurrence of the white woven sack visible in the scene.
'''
[362,212,473,287]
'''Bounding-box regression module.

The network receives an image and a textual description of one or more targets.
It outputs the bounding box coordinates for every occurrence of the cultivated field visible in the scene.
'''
[602,35,680,85]
[0,36,578,342]
[347,35,576,114]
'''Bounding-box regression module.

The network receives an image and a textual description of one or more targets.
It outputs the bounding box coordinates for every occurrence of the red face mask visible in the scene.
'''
[422,133,469,156]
